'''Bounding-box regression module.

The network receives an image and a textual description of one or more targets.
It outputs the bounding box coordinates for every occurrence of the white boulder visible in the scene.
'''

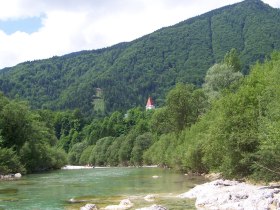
[80,204,97,210]
[136,204,168,210]
[14,173,22,178]
[178,179,280,210]
[104,199,133,210]
[144,194,157,202]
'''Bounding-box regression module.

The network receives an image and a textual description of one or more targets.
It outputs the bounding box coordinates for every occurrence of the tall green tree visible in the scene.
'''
[0,101,34,151]
[203,63,243,100]
[224,48,241,72]
[166,83,206,131]
[0,95,67,173]
[130,132,153,166]
[0,146,25,174]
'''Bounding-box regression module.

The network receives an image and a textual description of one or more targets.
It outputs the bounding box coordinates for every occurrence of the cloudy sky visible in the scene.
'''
[0,0,279,69]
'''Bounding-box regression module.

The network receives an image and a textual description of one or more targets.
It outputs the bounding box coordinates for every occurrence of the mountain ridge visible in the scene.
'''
[0,0,280,115]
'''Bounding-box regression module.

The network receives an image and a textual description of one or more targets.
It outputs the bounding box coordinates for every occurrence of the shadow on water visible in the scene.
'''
[0,188,20,204]
[0,188,18,195]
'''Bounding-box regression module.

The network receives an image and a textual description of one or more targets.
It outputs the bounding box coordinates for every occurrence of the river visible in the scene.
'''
[0,167,206,210]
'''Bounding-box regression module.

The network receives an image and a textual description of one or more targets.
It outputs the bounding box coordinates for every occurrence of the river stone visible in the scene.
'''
[178,179,280,210]
[0,173,22,180]
[104,198,133,210]
[144,194,157,202]
[0,174,15,180]
[136,204,168,210]
[14,173,22,178]
[80,204,97,210]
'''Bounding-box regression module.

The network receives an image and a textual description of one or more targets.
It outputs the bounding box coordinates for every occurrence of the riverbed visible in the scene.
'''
[0,167,206,210]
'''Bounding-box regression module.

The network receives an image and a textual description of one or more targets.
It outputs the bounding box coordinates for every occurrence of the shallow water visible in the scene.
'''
[0,167,205,210]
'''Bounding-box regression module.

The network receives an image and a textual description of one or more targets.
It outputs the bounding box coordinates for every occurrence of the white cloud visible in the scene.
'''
[263,0,280,7]
[0,0,278,69]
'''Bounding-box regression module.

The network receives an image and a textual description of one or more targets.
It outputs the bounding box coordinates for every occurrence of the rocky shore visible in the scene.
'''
[78,174,280,210]
[62,165,94,170]
[80,198,168,210]
[179,179,280,210]
[0,173,22,180]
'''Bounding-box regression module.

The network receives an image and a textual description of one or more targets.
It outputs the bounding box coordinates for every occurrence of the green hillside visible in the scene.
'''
[0,0,280,115]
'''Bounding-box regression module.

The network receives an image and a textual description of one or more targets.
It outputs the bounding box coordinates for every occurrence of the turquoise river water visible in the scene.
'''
[0,167,206,210]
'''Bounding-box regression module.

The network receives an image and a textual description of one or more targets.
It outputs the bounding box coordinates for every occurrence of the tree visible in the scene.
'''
[0,97,67,173]
[119,131,138,165]
[0,101,34,151]
[106,136,123,166]
[150,107,173,135]
[107,111,126,136]
[166,83,200,131]
[224,48,241,72]
[0,146,25,174]
[203,63,243,100]
[143,133,176,167]
[130,132,153,166]
[91,137,114,166]
[79,145,94,165]
[68,142,88,165]
[251,52,280,181]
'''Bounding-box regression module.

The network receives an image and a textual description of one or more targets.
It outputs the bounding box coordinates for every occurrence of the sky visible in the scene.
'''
[0,0,279,69]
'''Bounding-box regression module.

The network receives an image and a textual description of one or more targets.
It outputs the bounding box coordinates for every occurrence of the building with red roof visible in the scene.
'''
[146,97,155,110]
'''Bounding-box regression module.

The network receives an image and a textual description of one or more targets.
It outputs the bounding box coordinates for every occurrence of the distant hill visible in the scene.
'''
[0,0,280,115]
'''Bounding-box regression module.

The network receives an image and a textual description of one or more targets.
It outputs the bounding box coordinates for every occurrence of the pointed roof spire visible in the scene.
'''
[146,97,155,110]
[146,97,153,106]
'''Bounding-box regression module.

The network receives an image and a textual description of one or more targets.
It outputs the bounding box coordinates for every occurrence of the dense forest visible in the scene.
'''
[65,50,280,181]
[1,49,280,181]
[0,0,280,116]
[1,0,280,182]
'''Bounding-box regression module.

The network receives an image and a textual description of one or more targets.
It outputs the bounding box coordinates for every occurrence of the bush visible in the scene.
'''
[0,147,26,174]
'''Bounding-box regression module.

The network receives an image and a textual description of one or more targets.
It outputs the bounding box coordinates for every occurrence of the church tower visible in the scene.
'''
[146,97,155,110]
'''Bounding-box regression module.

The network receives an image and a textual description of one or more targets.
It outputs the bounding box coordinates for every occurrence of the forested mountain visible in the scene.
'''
[0,0,280,115]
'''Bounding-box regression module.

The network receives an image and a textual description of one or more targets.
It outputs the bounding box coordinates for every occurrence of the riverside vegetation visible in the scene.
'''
[1,0,280,182]
[1,50,280,182]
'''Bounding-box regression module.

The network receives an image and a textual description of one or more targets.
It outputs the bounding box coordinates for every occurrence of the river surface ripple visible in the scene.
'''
[0,167,206,210]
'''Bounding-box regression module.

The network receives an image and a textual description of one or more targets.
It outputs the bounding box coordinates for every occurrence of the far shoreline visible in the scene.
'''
[61,165,159,170]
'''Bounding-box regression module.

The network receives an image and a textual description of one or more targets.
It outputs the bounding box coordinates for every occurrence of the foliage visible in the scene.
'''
[194,52,280,180]
[0,146,26,174]
[250,52,280,181]
[203,63,243,100]
[166,83,207,131]
[0,1,280,115]
[1,1,280,182]
[224,48,242,72]
[0,94,67,174]
[143,133,177,167]
[118,131,138,166]
[79,145,94,165]
[130,132,153,166]
[144,52,280,181]
[90,137,115,166]
[1,51,280,182]
[68,142,88,165]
